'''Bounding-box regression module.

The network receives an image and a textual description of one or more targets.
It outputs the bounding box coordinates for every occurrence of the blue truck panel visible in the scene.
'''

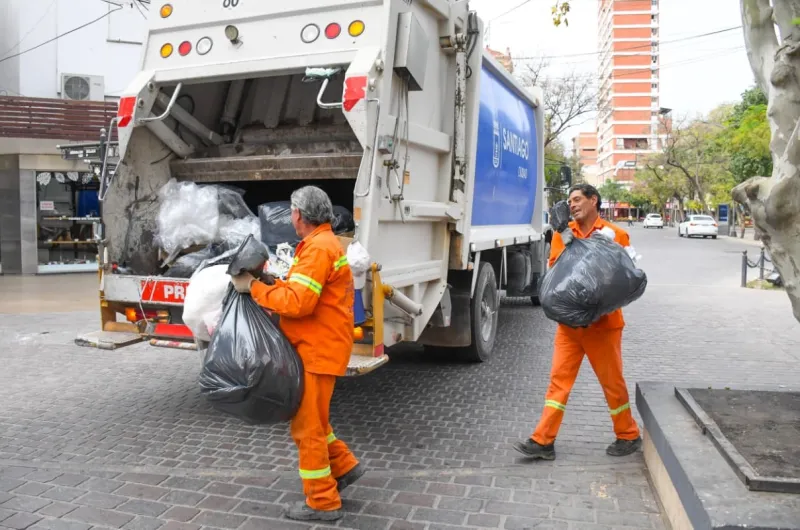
[471,63,538,227]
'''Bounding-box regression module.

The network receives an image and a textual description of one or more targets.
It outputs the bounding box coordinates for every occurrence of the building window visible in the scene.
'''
[652,83,658,89]
[651,0,658,5]
[651,14,658,22]
[623,138,649,150]
[652,97,658,103]
[651,55,658,63]
[652,28,659,36]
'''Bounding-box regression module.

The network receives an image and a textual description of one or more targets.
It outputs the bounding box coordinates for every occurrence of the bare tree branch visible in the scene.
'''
[515,60,597,147]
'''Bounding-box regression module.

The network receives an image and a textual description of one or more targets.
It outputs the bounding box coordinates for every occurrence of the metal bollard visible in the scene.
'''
[759,247,765,280]
[741,250,748,288]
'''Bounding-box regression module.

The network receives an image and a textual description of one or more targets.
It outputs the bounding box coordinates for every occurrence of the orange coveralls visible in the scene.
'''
[251,223,358,511]
[531,217,640,446]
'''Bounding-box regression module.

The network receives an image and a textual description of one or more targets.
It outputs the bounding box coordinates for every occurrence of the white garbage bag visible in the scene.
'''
[346,241,370,289]
[183,265,230,342]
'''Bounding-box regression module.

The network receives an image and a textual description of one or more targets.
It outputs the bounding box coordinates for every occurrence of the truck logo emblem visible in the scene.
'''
[492,118,501,169]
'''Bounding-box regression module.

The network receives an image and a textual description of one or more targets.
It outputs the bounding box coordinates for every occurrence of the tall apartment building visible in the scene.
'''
[596,0,662,185]
[572,132,601,187]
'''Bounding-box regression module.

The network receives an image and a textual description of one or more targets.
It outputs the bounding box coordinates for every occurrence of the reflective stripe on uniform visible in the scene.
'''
[299,466,332,480]
[545,399,566,412]
[609,403,630,416]
[289,273,322,295]
[334,256,348,271]
[293,257,299,265]
[326,432,337,444]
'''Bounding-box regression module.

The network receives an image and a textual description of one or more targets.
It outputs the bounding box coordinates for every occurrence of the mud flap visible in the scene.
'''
[416,289,472,347]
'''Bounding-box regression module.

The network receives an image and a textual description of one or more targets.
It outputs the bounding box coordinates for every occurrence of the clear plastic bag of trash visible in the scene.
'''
[258,201,355,248]
[198,238,304,424]
[266,243,294,280]
[157,180,260,261]
[183,265,230,342]
[538,203,647,328]
[157,180,220,255]
[218,216,261,246]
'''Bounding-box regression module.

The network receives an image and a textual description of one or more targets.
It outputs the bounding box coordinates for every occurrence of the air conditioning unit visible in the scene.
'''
[60,74,105,101]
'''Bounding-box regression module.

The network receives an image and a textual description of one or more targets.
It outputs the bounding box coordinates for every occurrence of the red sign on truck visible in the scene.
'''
[139,279,190,305]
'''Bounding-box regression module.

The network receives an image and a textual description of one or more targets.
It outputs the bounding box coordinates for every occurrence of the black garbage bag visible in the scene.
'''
[198,286,304,424]
[538,202,647,328]
[166,241,235,278]
[332,205,355,234]
[258,201,355,247]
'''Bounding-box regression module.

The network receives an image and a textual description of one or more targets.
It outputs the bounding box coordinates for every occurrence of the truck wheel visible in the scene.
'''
[462,262,498,362]
[531,241,550,306]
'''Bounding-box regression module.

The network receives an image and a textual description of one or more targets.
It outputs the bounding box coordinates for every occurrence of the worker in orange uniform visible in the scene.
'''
[514,184,642,460]
[231,186,364,522]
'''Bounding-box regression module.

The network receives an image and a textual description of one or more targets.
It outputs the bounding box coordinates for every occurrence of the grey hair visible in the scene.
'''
[290,186,335,226]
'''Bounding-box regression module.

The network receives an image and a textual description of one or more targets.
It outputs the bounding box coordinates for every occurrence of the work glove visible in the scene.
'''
[257,271,277,285]
[231,272,256,293]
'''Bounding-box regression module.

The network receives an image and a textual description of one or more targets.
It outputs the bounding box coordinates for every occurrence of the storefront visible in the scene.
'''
[0,153,99,275]
[35,170,100,273]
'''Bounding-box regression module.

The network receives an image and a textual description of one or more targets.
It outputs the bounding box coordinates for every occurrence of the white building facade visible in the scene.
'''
[0,0,146,274]
[1,0,146,101]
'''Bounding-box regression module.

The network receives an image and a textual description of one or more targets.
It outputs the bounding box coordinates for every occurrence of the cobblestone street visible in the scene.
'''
[1,227,799,530]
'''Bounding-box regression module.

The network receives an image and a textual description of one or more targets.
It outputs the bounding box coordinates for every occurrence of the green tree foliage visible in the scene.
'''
[720,87,772,183]
[598,180,625,206]
[545,139,569,203]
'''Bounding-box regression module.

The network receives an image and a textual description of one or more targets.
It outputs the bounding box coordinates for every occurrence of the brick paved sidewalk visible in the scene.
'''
[2,229,799,530]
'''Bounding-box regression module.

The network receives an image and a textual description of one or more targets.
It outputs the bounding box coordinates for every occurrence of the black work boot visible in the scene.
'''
[337,463,366,492]
[512,438,556,460]
[284,501,342,522]
[606,437,642,457]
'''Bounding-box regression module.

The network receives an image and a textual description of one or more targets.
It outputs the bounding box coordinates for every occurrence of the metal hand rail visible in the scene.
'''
[139,83,183,123]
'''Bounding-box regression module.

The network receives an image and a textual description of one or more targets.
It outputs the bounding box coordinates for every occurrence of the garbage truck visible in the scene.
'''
[77,0,556,376]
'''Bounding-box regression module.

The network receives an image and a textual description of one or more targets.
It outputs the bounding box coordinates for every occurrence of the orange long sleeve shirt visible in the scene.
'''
[549,216,631,330]
[250,223,355,376]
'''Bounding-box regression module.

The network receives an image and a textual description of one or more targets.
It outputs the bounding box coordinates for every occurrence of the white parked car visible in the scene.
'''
[679,215,718,239]
[643,213,664,229]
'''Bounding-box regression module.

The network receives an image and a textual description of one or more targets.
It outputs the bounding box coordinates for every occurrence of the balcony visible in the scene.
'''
[0,96,117,142]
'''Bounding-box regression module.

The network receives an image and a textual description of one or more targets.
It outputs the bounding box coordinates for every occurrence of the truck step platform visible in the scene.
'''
[75,331,143,350]
[346,354,389,376]
[76,328,388,376]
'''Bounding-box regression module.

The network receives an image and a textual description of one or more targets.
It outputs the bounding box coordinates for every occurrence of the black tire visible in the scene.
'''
[678,228,683,237]
[461,262,498,363]
[712,235,717,239]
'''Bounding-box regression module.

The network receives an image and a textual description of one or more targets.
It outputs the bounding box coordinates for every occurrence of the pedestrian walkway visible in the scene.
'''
[0,228,797,529]
[0,273,98,314]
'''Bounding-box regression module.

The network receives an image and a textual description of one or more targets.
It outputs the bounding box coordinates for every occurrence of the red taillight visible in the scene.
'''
[178,41,192,56]
[689,223,696,226]
[125,307,170,323]
[325,23,341,39]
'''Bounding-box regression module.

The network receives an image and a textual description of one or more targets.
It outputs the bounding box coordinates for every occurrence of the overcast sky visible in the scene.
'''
[470,0,754,145]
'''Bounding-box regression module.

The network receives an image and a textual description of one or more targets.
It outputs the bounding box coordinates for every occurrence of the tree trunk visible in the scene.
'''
[734,0,800,322]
